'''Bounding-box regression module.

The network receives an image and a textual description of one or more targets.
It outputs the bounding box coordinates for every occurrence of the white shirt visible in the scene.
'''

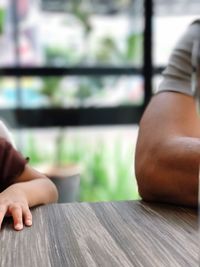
[156,20,200,97]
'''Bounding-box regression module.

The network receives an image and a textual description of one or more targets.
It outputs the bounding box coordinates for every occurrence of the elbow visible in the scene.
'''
[42,177,59,204]
[135,136,166,203]
[135,150,157,202]
[135,144,198,207]
[135,170,156,203]
[49,179,59,203]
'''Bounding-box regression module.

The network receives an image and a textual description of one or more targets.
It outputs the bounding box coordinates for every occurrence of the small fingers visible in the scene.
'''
[23,207,32,227]
[9,204,23,231]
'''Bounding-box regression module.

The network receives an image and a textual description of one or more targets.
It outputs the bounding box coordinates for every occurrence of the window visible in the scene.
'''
[0,0,145,127]
[0,0,149,202]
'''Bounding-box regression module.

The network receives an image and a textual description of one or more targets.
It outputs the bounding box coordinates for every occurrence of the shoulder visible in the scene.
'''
[185,20,200,42]
[190,19,200,25]
[176,21,200,51]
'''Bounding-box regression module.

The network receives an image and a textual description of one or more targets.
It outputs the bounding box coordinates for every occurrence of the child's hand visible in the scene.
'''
[0,184,32,231]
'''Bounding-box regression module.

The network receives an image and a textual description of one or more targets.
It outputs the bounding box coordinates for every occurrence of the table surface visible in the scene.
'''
[0,201,198,267]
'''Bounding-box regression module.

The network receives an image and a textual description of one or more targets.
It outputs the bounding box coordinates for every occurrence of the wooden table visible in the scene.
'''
[0,201,198,267]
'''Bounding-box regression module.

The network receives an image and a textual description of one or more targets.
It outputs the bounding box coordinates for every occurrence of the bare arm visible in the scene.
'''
[13,164,58,206]
[135,92,200,207]
[0,121,58,205]
[0,166,58,231]
[0,124,58,230]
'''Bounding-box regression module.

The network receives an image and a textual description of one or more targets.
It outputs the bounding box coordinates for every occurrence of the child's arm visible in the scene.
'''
[0,135,58,231]
[13,164,59,206]
[0,174,58,231]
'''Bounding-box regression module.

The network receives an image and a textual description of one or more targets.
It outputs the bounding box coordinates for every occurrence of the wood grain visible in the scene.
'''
[0,201,198,267]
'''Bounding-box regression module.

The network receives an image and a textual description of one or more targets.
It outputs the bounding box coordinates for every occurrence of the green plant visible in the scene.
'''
[40,77,61,107]
[74,77,104,102]
[23,134,51,165]
[56,133,86,165]
[95,37,120,63]
[0,8,5,35]
[69,0,92,34]
[45,46,80,65]
[22,130,139,202]
[59,136,139,202]
[110,141,138,200]
[125,33,143,63]
[95,33,143,64]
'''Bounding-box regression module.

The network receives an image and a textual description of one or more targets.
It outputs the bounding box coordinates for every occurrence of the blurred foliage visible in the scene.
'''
[45,46,80,65]
[95,33,142,64]
[39,76,109,105]
[69,0,92,34]
[44,1,142,65]
[44,0,92,65]
[75,82,92,100]
[40,77,62,106]
[125,33,143,63]
[24,134,50,165]
[74,77,104,102]
[23,132,139,202]
[62,137,139,201]
[95,37,120,63]
[0,8,5,35]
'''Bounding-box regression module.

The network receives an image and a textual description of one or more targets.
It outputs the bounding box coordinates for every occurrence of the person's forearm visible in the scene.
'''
[11,164,58,207]
[13,178,58,207]
[136,136,200,207]
[156,136,199,205]
[163,136,200,174]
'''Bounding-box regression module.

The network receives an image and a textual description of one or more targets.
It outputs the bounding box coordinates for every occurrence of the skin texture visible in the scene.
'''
[0,164,58,231]
[135,92,200,207]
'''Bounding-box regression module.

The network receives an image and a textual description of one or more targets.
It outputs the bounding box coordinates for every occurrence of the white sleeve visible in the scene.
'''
[155,22,200,96]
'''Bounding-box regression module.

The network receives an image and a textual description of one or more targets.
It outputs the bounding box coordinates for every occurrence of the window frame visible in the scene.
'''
[0,0,154,128]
